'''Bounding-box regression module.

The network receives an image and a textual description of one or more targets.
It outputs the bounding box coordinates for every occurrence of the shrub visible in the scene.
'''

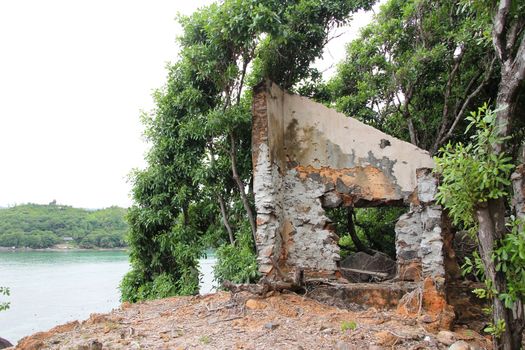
[213,229,259,285]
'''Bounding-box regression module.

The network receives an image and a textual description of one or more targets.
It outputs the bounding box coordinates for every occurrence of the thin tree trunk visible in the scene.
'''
[218,195,235,245]
[483,85,524,350]
[406,116,418,146]
[347,207,374,255]
[476,200,522,350]
[229,132,258,254]
[396,86,418,146]
[430,57,495,155]
[208,143,236,246]
[487,70,525,350]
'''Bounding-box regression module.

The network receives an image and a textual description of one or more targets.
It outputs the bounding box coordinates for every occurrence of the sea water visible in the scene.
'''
[0,250,216,344]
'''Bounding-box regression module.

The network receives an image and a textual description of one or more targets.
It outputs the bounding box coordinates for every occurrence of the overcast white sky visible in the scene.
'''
[0,1,378,209]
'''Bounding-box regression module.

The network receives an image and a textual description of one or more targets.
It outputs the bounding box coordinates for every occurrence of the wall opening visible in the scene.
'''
[325,206,405,282]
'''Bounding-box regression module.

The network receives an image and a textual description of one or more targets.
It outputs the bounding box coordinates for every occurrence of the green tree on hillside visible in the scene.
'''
[0,204,128,249]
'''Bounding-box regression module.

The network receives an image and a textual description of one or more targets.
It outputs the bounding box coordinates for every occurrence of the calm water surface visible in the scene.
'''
[0,250,216,344]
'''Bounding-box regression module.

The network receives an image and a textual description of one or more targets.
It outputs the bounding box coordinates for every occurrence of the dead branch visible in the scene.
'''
[339,267,389,278]
[222,277,303,296]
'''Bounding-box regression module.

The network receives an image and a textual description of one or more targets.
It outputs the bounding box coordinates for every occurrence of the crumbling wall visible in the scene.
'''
[394,170,446,281]
[252,80,443,281]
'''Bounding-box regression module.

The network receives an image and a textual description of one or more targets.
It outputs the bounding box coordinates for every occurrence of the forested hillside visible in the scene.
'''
[0,204,128,249]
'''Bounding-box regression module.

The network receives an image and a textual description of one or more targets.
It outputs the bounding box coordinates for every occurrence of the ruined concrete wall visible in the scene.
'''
[252,88,284,276]
[252,80,441,281]
[395,209,423,280]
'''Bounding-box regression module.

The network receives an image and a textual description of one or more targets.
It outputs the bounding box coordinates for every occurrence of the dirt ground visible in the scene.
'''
[13,291,491,350]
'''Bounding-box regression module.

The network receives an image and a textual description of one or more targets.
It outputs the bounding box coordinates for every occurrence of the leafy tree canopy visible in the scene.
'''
[327,0,499,153]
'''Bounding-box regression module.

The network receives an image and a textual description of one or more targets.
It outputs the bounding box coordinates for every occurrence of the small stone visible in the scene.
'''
[88,340,103,350]
[335,341,352,350]
[0,337,12,349]
[207,317,218,324]
[76,340,103,350]
[448,340,471,350]
[437,330,457,346]
[375,331,399,346]
[264,322,279,330]
[246,299,267,310]
[420,314,433,323]
[321,328,334,334]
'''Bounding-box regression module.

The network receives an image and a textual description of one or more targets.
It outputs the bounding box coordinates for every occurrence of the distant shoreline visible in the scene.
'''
[0,246,128,252]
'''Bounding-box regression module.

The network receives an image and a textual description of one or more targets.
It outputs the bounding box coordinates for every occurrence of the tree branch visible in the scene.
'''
[229,132,258,254]
[493,0,511,61]
[432,47,465,153]
[432,57,496,153]
[506,17,525,54]
[218,195,235,245]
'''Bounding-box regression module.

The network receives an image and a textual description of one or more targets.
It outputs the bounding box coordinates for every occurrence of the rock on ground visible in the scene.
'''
[0,337,13,349]
[340,252,396,282]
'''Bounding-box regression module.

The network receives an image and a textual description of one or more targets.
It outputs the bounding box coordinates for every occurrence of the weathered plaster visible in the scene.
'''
[280,84,434,198]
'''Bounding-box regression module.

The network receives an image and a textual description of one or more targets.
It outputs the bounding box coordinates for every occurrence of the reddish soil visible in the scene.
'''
[12,291,491,350]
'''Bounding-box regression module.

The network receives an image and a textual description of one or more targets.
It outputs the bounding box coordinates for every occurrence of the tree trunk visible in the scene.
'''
[347,207,374,255]
[493,84,517,149]
[476,200,523,350]
[217,195,235,245]
[482,12,525,347]
[229,133,258,254]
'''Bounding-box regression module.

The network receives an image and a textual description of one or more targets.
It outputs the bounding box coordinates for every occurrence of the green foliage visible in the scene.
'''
[484,318,506,339]
[214,229,259,285]
[0,287,9,312]
[461,251,485,280]
[0,204,128,249]
[494,219,525,308]
[328,207,405,258]
[341,320,358,332]
[199,335,211,345]
[435,104,514,231]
